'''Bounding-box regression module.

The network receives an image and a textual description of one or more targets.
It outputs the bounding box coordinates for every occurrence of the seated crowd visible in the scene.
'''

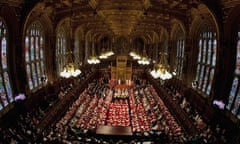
[163,82,227,143]
[0,91,59,144]
[0,74,227,143]
[0,69,93,144]
[38,78,189,143]
[106,99,130,126]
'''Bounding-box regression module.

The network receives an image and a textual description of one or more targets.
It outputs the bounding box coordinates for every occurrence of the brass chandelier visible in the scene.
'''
[150,52,172,80]
[60,1,81,78]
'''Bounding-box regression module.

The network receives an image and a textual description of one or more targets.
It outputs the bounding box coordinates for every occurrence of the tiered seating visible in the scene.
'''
[0,69,96,143]
[54,78,113,131]
[98,89,113,125]
[58,83,73,99]
[129,90,150,132]
[149,86,183,136]
[55,92,90,129]
[74,96,98,129]
[162,82,228,143]
[40,78,188,143]
[130,103,151,132]
[163,84,207,128]
[106,99,130,126]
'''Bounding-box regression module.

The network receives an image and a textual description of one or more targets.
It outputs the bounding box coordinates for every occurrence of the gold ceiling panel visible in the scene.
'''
[96,0,146,35]
[6,0,209,37]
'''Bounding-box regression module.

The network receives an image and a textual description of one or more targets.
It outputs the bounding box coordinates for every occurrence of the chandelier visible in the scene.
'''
[150,64,161,79]
[88,41,100,64]
[138,45,150,65]
[99,47,108,59]
[150,52,172,80]
[99,49,114,59]
[105,48,114,57]
[129,39,141,60]
[60,2,81,78]
[88,11,101,64]
[129,51,141,60]
[88,56,100,64]
[138,56,150,65]
[99,37,114,59]
[137,23,150,65]
[60,63,81,78]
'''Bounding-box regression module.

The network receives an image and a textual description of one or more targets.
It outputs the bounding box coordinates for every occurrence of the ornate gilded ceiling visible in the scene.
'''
[3,0,229,39]
[41,0,200,37]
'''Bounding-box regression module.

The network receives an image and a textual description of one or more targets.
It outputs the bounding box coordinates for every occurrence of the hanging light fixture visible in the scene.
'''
[99,48,108,59]
[105,37,114,57]
[138,40,150,65]
[88,40,100,64]
[129,38,141,60]
[150,52,172,80]
[100,35,114,59]
[60,62,81,78]
[88,10,100,64]
[60,1,81,78]
[99,36,108,59]
[138,50,150,65]
[87,38,100,64]
[88,56,100,64]
[150,64,161,79]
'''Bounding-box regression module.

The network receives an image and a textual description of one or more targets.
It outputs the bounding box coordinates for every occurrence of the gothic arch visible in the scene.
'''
[189,3,219,98]
[170,19,186,41]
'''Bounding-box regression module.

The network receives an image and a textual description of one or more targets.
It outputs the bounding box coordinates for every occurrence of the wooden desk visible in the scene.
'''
[96,125,133,136]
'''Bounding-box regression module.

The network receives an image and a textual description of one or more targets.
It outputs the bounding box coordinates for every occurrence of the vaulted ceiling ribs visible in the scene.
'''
[31,0,203,38]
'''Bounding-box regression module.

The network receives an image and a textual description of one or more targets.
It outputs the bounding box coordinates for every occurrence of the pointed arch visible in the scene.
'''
[0,17,13,110]
[170,19,186,78]
[159,27,169,53]
[225,5,240,119]
[75,25,85,65]
[24,20,46,91]
[56,21,68,77]
[190,4,219,97]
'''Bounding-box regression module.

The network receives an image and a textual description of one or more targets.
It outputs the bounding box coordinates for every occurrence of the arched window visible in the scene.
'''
[25,21,45,91]
[176,36,185,78]
[227,31,240,119]
[56,27,67,76]
[195,26,217,96]
[0,18,13,110]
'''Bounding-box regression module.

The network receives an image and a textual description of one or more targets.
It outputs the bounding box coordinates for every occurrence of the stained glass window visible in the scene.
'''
[195,26,217,96]
[198,39,202,62]
[227,77,238,110]
[0,18,13,110]
[227,31,240,119]
[175,35,185,78]
[56,27,67,76]
[25,21,45,91]
[207,32,212,65]
[206,69,214,95]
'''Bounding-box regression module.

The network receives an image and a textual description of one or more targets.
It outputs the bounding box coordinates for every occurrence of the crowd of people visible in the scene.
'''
[0,93,58,143]
[0,72,230,143]
[163,83,228,143]
[0,69,94,144]
[58,84,73,99]
[106,99,130,126]
[34,77,191,143]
